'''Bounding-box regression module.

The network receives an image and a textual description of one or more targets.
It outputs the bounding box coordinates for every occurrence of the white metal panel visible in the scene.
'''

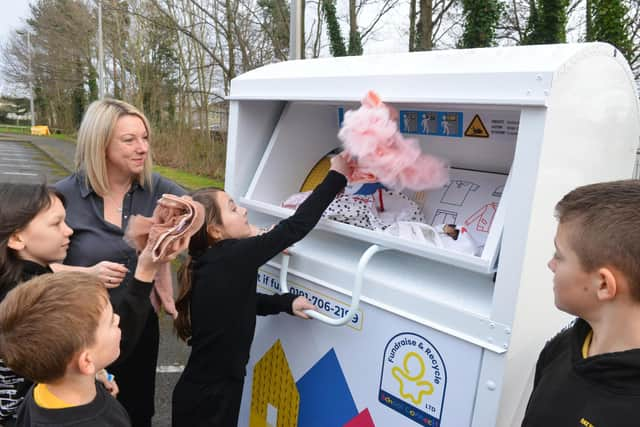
[245,209,513,352]
[229,72,552,106]
[229,44,620,106]
[225,100,284,196]
[493,44,640,427]
[245,102,340,201]
[469,107,551,427]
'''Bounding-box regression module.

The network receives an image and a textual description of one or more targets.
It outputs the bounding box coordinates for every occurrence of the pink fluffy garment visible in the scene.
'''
[338,91,449,191]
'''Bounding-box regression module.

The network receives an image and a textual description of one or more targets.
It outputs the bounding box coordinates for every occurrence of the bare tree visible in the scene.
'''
[307,0,326,57]
[2,0,96,129]
[357,0,403,45]
[412,0,458,50]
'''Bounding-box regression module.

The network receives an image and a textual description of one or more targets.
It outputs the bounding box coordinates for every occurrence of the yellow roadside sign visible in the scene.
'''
[31,125,51,136]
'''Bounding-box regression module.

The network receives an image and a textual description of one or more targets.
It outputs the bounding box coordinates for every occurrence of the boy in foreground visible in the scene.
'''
[0,272,130,426]
[522,180,640,426]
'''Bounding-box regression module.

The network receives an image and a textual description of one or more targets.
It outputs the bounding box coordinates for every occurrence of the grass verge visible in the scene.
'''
[1,127,223,190]
[153,165,223,190]
[0,126,30,134]
[0,126,75,141]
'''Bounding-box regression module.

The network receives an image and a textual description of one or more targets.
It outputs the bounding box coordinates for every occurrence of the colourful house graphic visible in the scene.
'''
[250,340,300,427]
[250,343,376,427]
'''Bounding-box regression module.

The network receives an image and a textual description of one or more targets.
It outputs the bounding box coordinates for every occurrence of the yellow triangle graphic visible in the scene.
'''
[464,114,489,138]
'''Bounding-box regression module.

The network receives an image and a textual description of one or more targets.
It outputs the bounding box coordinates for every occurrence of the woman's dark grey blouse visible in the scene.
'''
[54,172,185,306]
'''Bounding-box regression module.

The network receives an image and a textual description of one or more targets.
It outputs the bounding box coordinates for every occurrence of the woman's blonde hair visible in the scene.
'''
[75,99,153,196]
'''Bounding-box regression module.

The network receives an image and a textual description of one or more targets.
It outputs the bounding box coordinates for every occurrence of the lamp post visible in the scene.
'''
[97,0,105,98]
[289,0,304,60]
[27,32,35,126]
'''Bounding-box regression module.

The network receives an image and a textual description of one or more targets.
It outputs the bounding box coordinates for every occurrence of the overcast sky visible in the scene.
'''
[0,0,31,95]
[0,0,30,45]
[0,0,408,95]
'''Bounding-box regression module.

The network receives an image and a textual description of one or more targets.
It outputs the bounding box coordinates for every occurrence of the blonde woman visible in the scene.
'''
[54,99,185,427]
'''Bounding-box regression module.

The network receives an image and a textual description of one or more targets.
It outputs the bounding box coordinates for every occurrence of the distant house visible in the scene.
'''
[0,98,31,124]
[6,111,32,122]
[191,102,228,132]
[208,102,228,131]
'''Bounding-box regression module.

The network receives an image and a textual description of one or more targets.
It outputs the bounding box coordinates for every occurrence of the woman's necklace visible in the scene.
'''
[104,192,125,213]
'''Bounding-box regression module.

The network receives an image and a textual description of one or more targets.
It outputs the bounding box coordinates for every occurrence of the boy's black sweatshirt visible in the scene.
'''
[184,170,347,382]
[17,381,130,426]
[522,318,640,426]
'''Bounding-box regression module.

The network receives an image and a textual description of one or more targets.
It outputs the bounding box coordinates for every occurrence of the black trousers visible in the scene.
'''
[110,308,159,427]
[172,376,244,427]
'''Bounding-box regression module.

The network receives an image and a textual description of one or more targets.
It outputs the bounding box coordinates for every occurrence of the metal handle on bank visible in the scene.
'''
[279,244,387,326]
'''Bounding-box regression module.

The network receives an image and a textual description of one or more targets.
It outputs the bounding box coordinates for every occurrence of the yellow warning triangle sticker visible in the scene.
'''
[464,114,489,138]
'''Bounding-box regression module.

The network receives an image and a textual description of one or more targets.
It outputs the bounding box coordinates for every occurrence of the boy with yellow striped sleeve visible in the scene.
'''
[0,273,130,426]
[522,180,640,427]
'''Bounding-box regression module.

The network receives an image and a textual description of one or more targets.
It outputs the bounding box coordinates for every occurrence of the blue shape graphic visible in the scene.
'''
[345,182,385,196]
[296,348,358,427]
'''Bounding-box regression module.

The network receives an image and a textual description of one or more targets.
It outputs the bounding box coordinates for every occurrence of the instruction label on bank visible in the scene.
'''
[400,110,463,137]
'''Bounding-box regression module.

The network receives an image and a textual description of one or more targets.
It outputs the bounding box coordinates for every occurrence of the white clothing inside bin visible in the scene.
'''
[282,189,425,231]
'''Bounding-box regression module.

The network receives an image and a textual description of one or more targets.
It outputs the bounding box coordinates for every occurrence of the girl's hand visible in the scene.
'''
[135,241,158,282]
[291,296,317,319]
[329,152,352,178]
[135,233,189,282]
[96,369,119,397]
[87,261,128,288]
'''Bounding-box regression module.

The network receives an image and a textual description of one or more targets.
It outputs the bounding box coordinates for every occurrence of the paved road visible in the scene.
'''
[0,135,190,426]
[0,138,68,184]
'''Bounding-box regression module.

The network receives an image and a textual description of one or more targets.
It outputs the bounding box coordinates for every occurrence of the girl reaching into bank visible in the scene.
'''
[171,153,351,427]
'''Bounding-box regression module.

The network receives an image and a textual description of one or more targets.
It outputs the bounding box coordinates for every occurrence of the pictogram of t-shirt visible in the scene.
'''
[441,181,479,206]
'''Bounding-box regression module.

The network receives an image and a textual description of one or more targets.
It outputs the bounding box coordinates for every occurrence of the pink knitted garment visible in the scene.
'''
[338,91,449,191]
[124,194,205,318]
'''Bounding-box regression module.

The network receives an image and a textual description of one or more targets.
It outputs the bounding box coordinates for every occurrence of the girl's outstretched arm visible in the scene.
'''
[226,155,350,269]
